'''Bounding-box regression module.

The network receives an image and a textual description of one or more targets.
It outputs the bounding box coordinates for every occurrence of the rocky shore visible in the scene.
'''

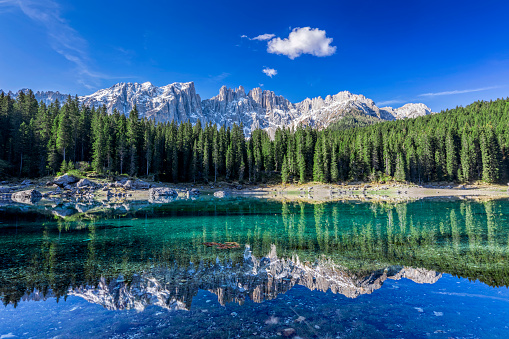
[0,174,507,213]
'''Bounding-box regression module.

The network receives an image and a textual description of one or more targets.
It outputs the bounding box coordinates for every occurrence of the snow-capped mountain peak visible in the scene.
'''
[4,82,435,136]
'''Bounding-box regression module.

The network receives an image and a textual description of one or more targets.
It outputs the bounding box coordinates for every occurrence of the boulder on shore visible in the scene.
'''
[123,180,133,189]
[149,187,177,197]
[132,180,151,190]
[54,173,79,186]
[76,178,97,188]
[11,189,42,204]
[189,188,200,195]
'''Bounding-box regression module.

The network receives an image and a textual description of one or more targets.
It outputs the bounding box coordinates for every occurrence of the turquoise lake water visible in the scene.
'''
[1,197,509,338]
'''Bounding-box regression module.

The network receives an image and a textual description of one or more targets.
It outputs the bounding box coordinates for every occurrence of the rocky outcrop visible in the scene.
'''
[11,189,42,204]
[380,103,434,120]
[80,82,204,124]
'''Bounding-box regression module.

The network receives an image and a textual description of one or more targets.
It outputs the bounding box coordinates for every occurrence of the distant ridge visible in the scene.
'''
[2,83,434,136]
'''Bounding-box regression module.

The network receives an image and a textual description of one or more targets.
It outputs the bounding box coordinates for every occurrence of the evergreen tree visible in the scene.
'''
[281,155,289,184]
[394,152,406,182]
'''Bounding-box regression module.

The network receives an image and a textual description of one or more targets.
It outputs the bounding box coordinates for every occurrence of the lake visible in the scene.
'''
[1,197,509,338]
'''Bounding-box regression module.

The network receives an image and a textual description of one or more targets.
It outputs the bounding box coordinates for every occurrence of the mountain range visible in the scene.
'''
[3,82,435,136]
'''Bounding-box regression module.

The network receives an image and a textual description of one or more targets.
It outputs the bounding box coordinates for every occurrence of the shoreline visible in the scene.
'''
[2,176,508,205]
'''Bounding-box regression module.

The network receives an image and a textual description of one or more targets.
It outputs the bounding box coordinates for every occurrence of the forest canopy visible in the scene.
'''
[0,90,508,184]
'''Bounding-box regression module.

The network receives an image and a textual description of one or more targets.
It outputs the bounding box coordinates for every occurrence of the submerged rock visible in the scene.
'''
[189,188,200,195]
[11,189,42,204]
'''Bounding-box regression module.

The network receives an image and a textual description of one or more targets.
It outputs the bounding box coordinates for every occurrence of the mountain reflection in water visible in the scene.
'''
[0,197,508,311]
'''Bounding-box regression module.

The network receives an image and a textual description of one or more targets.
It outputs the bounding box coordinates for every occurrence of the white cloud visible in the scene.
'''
[419,86,500,97]
[262,67,277,78]
[377,99,406,107]
[252,33,275,41]
[241,33,276,41]
[267,27,336,59]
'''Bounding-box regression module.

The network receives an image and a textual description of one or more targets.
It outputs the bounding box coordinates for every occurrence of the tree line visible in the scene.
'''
[0,90,508,183]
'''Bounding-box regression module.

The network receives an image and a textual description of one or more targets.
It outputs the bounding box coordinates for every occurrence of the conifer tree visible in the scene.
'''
[281,155,289,183]
[394,152,406,182]
[445,131,457,181]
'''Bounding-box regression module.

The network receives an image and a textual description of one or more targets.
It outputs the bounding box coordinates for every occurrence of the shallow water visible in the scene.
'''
[1,197,509,338]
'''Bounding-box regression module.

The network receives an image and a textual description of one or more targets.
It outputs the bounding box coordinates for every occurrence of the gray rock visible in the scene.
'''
[11,189,42,204]
[214,190,229,198]
[114,181,124,188]
[54,173,79,186]
[0,186,11,193]
[132,180,151,190]
[149,187,177,197]
[63,184,74,190]
[20,179,32,185]
[123,180,133,190]
[76,178,96,188]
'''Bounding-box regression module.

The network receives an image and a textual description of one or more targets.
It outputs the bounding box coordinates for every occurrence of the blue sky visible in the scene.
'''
[1,0,509,111]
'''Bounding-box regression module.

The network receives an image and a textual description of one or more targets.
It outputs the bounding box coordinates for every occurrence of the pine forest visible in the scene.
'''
[0,90,508,184]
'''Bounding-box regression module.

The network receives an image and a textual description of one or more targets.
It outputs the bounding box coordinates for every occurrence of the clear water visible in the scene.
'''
[1,197,509,338]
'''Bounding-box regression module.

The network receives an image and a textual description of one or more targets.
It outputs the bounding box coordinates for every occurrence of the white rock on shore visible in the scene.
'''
[149,187,177,197]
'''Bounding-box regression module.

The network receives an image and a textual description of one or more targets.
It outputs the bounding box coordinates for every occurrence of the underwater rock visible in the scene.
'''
[282,328,296,337]
[11,189,42,204]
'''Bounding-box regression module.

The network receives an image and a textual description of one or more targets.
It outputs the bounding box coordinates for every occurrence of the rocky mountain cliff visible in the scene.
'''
[3,82,435,136]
